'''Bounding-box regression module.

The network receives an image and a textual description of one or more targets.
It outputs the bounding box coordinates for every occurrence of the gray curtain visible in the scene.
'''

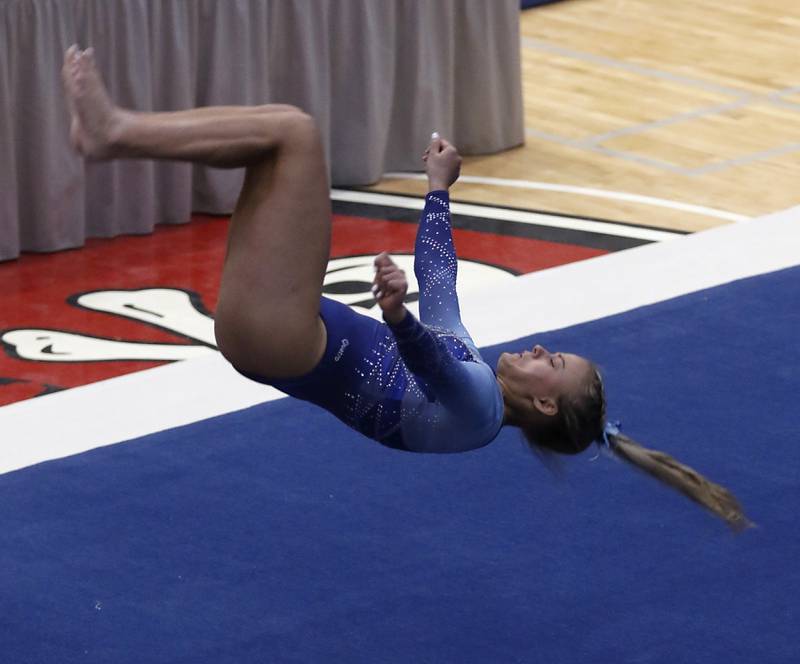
[0,0,523,261]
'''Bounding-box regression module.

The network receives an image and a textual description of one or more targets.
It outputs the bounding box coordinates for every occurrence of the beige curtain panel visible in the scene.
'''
[0,0,523,262]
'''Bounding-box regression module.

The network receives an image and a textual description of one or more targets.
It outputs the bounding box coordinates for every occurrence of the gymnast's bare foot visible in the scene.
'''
[62,45,125,159]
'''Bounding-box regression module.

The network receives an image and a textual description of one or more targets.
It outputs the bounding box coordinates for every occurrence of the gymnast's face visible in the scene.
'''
[496,344,591,416]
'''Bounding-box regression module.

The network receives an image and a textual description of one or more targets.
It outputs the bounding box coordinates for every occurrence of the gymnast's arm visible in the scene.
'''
[384,308,503,455]
[373,254,494,407]
[373,251,466,388]
[385,307,472,392]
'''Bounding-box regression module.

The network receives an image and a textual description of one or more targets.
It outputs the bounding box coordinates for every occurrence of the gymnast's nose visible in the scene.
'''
[532,344,547,358]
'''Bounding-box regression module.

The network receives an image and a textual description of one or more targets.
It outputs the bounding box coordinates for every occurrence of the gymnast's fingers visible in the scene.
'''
[373,251,394,269]
[377,263,402,277]
[384,279,407,296]
[373,270,406,297]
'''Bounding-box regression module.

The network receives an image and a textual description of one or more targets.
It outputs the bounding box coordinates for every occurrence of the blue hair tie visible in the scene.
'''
[600,420,622,450]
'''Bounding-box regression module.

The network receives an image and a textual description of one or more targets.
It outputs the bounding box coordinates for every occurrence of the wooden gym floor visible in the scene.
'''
[369,0,800,232]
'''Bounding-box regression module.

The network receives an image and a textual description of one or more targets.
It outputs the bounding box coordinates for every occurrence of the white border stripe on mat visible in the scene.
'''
[465,205,800,346]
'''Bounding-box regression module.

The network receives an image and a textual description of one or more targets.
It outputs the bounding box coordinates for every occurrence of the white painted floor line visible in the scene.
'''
[331,189,679,242]
[2,204,798,475]
[379,173,750,223]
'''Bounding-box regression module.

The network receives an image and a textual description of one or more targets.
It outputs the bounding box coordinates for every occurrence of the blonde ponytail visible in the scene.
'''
[517,366,752,532]
[607,432,753,532]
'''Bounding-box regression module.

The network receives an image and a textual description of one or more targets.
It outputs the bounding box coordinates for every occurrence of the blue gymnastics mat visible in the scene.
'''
[1,266,798,663]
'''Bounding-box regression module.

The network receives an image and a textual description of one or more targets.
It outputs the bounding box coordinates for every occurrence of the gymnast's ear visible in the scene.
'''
[533,396,558,417]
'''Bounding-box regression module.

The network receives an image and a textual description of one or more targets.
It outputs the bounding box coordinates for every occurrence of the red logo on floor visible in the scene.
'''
[0,209,605,406]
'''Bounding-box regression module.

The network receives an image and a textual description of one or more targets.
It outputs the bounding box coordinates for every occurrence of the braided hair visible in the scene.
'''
[522,368,753,532]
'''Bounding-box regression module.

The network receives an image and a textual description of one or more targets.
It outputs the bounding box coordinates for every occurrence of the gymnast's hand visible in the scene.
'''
[423,133,461,192]
[372,252,408,325]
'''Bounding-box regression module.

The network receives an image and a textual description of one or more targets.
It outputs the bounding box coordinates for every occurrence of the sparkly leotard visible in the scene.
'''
[258,191,505,453]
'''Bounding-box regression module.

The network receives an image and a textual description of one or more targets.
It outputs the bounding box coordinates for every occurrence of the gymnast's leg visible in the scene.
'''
[62,45,330,378]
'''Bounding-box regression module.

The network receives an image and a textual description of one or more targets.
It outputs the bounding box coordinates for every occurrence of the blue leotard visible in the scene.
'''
[259,191,505,453]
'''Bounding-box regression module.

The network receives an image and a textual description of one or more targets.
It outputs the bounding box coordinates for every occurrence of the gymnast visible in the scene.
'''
[62,46,750,531]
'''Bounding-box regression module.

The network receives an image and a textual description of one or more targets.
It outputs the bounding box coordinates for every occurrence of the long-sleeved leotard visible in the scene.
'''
[253,191,505,453]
